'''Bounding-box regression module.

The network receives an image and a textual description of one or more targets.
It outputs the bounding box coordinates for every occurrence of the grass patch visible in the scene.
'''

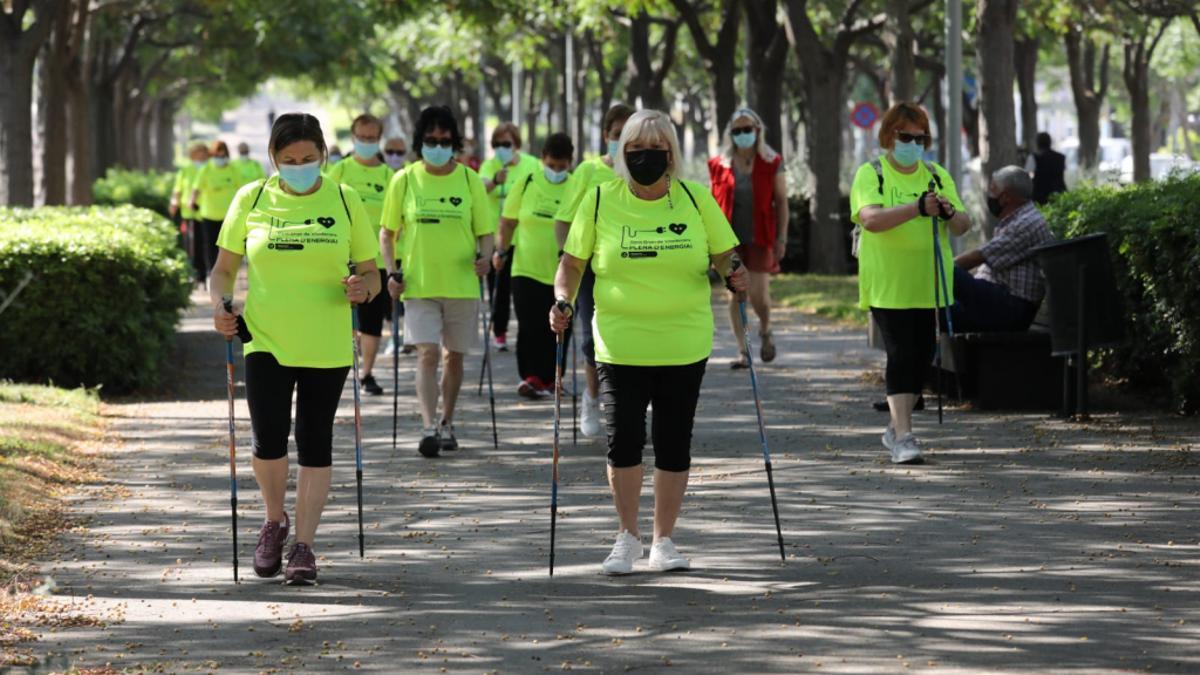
[773,274,866,326]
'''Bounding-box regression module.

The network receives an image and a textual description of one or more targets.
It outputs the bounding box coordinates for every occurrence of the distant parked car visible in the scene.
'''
[1118,153,1198,183]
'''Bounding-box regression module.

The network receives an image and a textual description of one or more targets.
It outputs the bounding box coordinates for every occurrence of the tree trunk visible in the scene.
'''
[524,69,539,150]
[886,0,915,102]
[66,74,92,204]
[931,72,947,165]
[803,72,848,273]
[744,0,788,152]
[0,46,39,206]
[1123,21,1168,183]
[1064,29,1108,172]
[154,98,175,170]
[976,0,1020,187]
[1014,35,1039,152]
[39,10,70,205]
[626,13,678,112]
[963,93,980,158]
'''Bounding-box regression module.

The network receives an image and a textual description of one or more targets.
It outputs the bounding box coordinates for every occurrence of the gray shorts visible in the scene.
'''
[403,298,479,354]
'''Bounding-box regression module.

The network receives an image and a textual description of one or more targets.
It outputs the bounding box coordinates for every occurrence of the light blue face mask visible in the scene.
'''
[607,140,619,157]
[422,145,453,167]
[892,140,922,167]
[732,130,757,149]
[495,147,514,165]
[192,160,205,168]
[353,139,380,159]
[279,161,322,193]
[544,166,569,184]
[213,157,229,168]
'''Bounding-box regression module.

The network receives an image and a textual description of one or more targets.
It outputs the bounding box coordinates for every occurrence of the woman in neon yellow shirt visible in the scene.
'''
[550,110,747,575]
[553,103,635,437]
[850,102,971,465]
[493,132,576,397]
[190,141,242,277]
[380,106,494,458]
[210,113,382,585]
[327,113,395,396]
[480,122,540,351]
[169,142,210,285]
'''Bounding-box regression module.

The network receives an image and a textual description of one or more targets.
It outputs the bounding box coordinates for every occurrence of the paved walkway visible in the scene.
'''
[29,290,1200,673]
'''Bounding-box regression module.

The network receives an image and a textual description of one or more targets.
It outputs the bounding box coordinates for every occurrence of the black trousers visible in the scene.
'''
[356,271,391,338]
[245,352,350,467]
[198,218,223,277]
[184,219,206,282]
[511,275,571,384]
[871,307,936,396]
[487,246,513,338]
[597,360,708,472]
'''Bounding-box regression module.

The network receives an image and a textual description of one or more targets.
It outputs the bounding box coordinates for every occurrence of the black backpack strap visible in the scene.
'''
[249,179,267,210]
[677,179,700,214]
[593,185,601,225]
[923,161,945,190]
[871,159,884,195]
[337,184,351,223]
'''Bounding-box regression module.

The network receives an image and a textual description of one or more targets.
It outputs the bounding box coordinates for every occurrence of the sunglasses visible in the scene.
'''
[384,149,406,156]
[896,132,929,144]
[731,126,755,136]
[492,141,513,149]
[422,137,454,148]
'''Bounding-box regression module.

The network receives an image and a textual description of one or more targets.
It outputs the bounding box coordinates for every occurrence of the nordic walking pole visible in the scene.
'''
[477,270,497,397]
[221,296,245,583]
[478,256,499,449]
[571,310,578,447]
[732,265,785,561]
[391,265,403,450]
[550,302,570,576]
[932,213,962,401]
[348,263,366,558]
[928,180,945,425]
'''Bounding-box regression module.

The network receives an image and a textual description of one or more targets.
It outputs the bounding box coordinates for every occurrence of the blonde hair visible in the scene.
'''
[613,110,681,185]
[722,107,778,162]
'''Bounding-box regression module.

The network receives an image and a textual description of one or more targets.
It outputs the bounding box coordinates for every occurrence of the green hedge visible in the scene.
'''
[92,168,175,218]
[0,206,192,393]
[1044,174,1200,413]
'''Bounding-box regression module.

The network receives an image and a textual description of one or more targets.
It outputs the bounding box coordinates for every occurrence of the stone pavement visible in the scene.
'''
[25,289,1200,673]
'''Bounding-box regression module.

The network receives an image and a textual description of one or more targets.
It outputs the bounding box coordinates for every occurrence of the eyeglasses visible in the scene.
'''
[384,149,407,156]
[492,141,513,149]
[731,126,755,136]
[422,137,454,148]
[896,132,929,144]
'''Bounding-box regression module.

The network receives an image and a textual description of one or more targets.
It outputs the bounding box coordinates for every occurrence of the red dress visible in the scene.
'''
[708,153,783,273]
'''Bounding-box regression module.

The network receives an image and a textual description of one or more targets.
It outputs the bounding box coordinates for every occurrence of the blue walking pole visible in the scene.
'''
[348,264,365,557]
[221,297,241,582]
[737,298,786,562]
[550,301,571,576]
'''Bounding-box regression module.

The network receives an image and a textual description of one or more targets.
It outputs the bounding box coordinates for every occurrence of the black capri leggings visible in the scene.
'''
[511,275,571,384]
[871,307,936,396]
[597,360,707,473]
[356,270,391,338]
[245,352,350,468]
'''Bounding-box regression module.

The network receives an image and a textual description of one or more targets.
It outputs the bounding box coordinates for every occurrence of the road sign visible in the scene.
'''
[851,102,880,129]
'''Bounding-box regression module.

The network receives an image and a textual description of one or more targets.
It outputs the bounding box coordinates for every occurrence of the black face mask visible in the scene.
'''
[986,195,1004,217]
[625,149,669,186]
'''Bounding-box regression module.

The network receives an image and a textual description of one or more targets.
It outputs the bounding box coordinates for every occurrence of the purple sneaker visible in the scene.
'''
[284,542,318,585]
[253,514,289,578]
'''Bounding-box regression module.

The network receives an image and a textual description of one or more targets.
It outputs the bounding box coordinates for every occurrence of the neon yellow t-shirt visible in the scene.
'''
[232,158,266,184]
[554,157,616,223]
[326,157,394,266]
[194,161,243,221]
[502,169,574,286]
[216,176,379,368]
[380,162,495,300]
[850,157,963,310]
[480,152,540,220]
[565,178,739,366]
[172,164,201,219]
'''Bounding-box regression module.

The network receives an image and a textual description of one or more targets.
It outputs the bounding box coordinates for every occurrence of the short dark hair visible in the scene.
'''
[269,113,327,165]
[541,132,574,161]
[603,104,635,135]
[413,106,463,155]
[351,113,383,137]
[1036,132,1052,151]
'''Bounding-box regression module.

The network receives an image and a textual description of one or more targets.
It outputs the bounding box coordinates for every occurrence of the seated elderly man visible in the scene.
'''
[950,165,1055,332]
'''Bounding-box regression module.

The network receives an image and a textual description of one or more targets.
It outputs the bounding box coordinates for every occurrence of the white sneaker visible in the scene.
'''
[601,531,643,575]
[580,390,602,438]
[890,433,924,464]
[648,537,690,572]
[882,424,896,450]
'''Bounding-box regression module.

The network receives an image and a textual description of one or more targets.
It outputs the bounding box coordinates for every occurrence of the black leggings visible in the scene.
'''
[871,307,936,396]
[487,246,513,338]
[198,219,223,276]
[245,352,350,468]
[597,360,707,472]
[511,275,571,383]
[356,270,392,338]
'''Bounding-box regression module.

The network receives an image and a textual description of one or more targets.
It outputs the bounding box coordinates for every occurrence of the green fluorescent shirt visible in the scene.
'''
[502,169,574,286]
[194,161,243,221]
[233,158,266,184]
[216,176,380,368]
[565,178,739,366]
[380,162,495,300]
[554,157,616,223]
[172,164,201,219]
[479,152,540,220]
[326,157,394,267]
[850,157,963,310]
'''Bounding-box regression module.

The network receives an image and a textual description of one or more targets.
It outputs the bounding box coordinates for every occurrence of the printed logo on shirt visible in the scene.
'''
[532,195,561,220]
[413,194,465,224]
[618,223,693,259]
[261,214,342,251]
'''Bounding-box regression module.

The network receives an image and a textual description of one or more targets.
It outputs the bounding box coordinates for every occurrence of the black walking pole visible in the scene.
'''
[222,296,252,582]
[477,271,497,396]
[348,264,366,557]
[478,257,499,449]
[550,302,570,576]
[571,310,578,447]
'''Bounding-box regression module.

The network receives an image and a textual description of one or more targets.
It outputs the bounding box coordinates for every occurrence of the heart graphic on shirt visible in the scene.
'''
[374,184,384,193]
[449,197,463,207]
[668,223,687,236]
[317,217,335,228]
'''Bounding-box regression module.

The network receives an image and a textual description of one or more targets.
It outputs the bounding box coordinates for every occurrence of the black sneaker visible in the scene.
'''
[439,420,459,452]
[418,428,440,458]
[361,374,383,396]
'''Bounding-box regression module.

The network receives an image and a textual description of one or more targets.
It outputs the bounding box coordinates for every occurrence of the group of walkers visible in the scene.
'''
[201,97,1000,585]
